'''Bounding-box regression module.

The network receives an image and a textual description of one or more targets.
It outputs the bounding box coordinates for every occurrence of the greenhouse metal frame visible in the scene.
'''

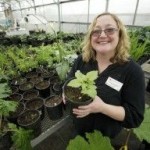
[0,0,150,33]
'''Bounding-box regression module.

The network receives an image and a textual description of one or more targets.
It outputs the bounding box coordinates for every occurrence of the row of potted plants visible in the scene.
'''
[0,78,33,150]
[0,31,83,47]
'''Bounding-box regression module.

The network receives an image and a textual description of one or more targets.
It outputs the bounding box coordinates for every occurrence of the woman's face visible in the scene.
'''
[91,15,119,55]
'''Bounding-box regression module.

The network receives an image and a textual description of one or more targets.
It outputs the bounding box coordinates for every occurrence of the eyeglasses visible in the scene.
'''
[91,28,118,37]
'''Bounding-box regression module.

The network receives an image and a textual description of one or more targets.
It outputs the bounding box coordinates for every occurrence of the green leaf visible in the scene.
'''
[75,70,86,82]
[67,135,89,150]
[86,71,98,81]
[0,100,18,117]
[9,123,33,150]
[68,79,81,88]
[56,61,69,81]
[67,130,114,150]
[133,108,150,143]
[0,83,11,99]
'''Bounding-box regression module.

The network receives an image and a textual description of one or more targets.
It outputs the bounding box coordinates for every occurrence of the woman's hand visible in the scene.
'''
[73,96,105,118]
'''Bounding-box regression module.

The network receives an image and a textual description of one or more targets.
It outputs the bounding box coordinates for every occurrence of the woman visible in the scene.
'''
[63,12,145,138]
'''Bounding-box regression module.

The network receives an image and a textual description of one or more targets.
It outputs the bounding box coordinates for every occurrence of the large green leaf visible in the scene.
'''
[133,108,150,143]
[67,130,114,150]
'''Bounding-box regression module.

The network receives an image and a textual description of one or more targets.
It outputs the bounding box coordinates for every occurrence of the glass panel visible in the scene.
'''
[20,0,33,9]
[35,0,55,5]
[89,0,106,22]
[108,0,137,25]
[109,0,137,13]
[61,23,87,33]
[43,5,58,21]
[61,1,88,22]
[135,0,150,26]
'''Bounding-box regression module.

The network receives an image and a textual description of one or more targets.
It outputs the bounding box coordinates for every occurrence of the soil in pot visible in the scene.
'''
[45,95,63,120]
[11,77,27,86]
[7,102,25,124]
[29,76,43,85]
[35,80,50,98]
[23,89,39,102]
[41,70,55,80]
[64,86,92,106]
[52,82,62,95]
[17,109,41,138]
[19,81,34,93]
[26,71,39,80]
[63,79,92,117]
[26,97,45,120]
[9,93,23,102]
[50,75,60,86]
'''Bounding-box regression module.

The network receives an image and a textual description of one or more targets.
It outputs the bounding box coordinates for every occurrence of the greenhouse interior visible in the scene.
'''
[0,0,150,150]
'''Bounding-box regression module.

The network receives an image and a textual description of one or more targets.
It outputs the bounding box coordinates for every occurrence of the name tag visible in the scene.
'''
[105,77,123,91]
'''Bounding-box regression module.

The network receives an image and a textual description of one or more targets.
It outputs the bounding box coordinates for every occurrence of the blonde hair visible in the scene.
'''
[82,12,130,64]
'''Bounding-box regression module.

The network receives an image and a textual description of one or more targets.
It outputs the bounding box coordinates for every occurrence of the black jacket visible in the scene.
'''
[67,55,145,138]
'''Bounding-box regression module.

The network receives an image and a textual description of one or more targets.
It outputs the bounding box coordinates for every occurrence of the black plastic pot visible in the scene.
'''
[26,97,45,120]
[63,78,92,107]
[19,81,34,93]
[41,70,55,80]
[0,121,12,150]
[9,93,23,102]
[25,71,39,80]
[29,76,43,85]
[23,89,39,102]
[17,109,41,138]
[0,131,12,150]
[45,95,63,120]
[11,77,27,86]
[63,78,92,116]
[35,80,50,98]
[53,82,62,95]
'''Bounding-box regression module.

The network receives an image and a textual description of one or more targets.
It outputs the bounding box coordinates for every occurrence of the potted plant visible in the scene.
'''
[63,70,98,109]
[17,109,41,138]
[26,97,45,120]
[45,95,63,120]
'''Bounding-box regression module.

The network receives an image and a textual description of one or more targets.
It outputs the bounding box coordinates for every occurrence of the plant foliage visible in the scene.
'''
[67,130,114,150]
[67,70,98,98]
[56,61,69,82]
[8,123,33,150]
[133,107,150,143]
[0,82,18,118]
[129,32,148,62]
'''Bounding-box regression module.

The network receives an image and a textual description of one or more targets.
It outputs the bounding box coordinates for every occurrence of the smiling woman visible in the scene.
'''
[63,12,145,141]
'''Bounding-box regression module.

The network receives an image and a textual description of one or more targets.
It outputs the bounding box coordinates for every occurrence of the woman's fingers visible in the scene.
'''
[73,108,90,118]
